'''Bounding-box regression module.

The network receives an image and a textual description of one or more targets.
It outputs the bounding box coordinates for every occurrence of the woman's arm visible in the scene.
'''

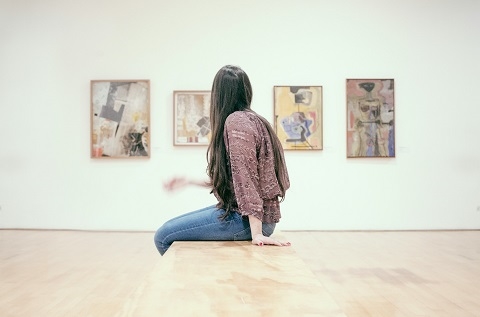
[248,215,290,247]
[163,177,209,192]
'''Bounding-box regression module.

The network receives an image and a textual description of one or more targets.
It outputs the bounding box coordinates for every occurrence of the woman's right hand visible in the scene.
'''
[163,177,190,192]
[163,177,209,192]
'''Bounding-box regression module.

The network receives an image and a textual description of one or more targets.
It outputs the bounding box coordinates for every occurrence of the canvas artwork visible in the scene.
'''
[346,79,395,158]
[91,80,150,158]
[274,86,323,150]
[174,90,211,145]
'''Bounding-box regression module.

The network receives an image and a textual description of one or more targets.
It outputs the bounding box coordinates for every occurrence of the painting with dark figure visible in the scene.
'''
[274,86,323,150]
[346,79,395,158]
[91,80,150,158]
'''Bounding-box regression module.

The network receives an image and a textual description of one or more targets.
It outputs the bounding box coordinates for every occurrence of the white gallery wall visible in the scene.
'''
[0,0,479,231]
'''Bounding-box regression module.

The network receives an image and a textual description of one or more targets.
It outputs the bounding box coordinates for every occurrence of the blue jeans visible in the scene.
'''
[153,205,276,255]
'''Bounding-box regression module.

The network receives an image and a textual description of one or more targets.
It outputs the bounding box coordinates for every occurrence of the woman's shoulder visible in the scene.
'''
[225,111,261,137]
[226,111,255,126]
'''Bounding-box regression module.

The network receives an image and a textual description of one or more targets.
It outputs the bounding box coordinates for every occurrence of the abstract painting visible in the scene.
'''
[274,86,323,150]
[174,90,211,145]
[346,79,395,158]
[91,80,150,158]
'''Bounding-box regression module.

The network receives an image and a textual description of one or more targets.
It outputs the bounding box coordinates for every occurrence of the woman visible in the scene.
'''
[154,65,290,255]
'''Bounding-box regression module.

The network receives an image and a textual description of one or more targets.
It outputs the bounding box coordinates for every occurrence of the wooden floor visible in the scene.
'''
[1,230,479,316]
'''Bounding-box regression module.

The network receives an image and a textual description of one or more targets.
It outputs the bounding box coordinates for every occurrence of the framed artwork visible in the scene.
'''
[173,90,211,145]
[346,79,395,158]
[90,80,150,158]
[274,86,323,150]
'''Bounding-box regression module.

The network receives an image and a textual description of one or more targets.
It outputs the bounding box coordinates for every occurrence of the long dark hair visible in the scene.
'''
[206,65,289,215]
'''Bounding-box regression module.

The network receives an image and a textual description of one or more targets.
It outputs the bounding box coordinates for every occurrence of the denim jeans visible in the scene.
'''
[154,205,276,255]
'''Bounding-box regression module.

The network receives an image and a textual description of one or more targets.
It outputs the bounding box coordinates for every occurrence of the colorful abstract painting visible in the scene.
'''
[274,86,323,150]
[91,80,150,159]
[346,79,395,158]
[174,91,211,146]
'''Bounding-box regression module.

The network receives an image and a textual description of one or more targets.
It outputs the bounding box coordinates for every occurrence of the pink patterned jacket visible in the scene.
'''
[218,110,290,223]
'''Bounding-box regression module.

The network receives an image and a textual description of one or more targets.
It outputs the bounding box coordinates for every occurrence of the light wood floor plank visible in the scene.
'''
[1,229,479,316]
[282,230,480,317]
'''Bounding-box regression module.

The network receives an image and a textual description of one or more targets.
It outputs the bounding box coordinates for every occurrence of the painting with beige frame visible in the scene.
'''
[173,90,211,145]
[346,79,395,158]
[90,80,150,158]
[274,86,323,150]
